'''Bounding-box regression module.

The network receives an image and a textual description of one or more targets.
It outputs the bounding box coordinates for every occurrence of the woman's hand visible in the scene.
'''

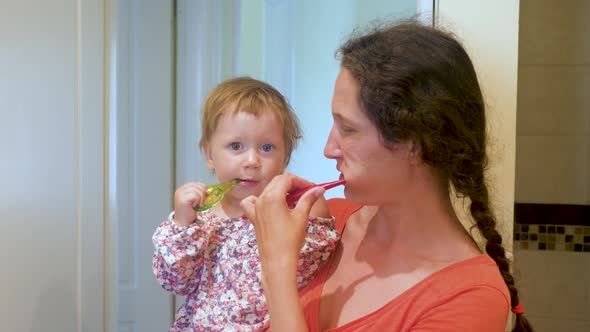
[240,173,324,331]
[241,173,326,270]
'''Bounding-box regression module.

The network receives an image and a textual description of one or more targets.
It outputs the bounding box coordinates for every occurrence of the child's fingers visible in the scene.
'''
[240,196,257,221]
[178,183,207,208]
[177,188,197,208]
[172,182,209,226]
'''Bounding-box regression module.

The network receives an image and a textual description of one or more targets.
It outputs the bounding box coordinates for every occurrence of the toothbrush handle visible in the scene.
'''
[285,179,346,208]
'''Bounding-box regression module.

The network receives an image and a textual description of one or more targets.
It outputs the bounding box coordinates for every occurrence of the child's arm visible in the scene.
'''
[152,182,211,295]
[295,196,340,288]
[152,215,209,295]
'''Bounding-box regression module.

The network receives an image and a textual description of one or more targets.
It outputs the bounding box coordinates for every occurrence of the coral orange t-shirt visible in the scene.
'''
[299,198,510,332]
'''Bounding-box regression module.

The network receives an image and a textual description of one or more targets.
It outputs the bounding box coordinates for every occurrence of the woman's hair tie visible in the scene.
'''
[511,302,525,315]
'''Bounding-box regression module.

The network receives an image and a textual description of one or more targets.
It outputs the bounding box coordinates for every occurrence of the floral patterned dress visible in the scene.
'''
[152,210,340,332]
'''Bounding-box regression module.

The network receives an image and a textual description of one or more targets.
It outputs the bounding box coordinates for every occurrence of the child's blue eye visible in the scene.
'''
[231,142,242,150]
[261,144,273,152]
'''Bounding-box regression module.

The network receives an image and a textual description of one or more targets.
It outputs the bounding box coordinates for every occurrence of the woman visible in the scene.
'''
[241,21,534,332]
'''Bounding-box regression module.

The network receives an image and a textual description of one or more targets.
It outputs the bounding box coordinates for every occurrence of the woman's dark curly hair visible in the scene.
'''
[337,21,533,332]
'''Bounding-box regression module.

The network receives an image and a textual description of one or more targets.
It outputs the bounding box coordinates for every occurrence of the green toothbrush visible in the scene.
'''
[194,178,241,211]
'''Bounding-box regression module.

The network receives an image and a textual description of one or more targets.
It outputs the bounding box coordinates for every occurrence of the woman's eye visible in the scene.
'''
[341,127,355,134]
[335,121,355,134]
[261,144,273,152]
[230,142,242,150]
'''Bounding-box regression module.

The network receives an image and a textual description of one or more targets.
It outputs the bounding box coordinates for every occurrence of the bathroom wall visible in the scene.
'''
[514,0,590,331]
[437,0,520,259]
[516,0,590,206]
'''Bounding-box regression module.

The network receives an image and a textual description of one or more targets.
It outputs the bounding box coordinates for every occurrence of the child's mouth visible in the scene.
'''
[237,178,258,186]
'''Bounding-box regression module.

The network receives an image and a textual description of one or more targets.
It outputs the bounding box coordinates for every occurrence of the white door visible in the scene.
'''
[111,0,175,331]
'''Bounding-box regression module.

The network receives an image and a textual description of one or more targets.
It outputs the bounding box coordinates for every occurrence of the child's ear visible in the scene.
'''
[281,156,289,173]
[203,144,215,171]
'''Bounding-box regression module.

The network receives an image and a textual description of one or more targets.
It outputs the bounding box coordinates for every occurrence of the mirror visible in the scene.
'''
[115,0,433,330]
[175,0,434,197]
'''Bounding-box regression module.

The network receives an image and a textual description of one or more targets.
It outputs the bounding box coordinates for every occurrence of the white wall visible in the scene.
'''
[437,0,520,253]
[0,0,104,330]
[436,3,520,332]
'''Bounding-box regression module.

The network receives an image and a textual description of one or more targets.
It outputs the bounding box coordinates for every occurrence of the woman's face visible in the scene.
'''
[324,68,414,205]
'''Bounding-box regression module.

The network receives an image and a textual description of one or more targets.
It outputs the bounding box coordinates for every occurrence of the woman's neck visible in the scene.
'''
[361,179,480,263]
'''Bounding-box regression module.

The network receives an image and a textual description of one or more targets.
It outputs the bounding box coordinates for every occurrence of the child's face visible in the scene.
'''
[204,108,287,202]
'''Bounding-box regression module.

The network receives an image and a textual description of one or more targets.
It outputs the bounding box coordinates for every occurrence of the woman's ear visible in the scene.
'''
[408,139,422,165]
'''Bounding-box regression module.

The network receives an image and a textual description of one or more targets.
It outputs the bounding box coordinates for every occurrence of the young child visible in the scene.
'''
[152,77,340,331]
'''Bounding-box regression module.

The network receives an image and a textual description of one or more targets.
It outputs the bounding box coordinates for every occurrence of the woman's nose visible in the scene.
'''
[323,126,341,159]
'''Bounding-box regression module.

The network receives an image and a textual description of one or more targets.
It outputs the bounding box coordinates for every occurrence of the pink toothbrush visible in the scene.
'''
[286,179,346,208]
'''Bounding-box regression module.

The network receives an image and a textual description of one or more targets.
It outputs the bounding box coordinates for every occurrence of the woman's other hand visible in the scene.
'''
[241,173,326,281]
[241,173,324,331]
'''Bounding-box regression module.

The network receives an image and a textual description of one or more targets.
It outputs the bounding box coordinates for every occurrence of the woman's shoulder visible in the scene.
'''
[378,255,510,331]
[421,254,510,303]
[397,255,511,331]
[430,255,507,283]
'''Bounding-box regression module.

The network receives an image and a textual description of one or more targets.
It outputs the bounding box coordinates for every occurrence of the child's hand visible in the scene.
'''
[173,182,208,226]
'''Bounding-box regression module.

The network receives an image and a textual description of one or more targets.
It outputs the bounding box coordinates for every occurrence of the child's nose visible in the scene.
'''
[244,149,261,168]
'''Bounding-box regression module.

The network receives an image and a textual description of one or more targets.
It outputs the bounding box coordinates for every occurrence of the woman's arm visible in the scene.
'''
[241,174,326,331]
[262,258,308,331]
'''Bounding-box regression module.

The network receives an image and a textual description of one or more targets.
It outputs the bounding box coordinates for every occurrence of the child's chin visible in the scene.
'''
[235,185,263,197]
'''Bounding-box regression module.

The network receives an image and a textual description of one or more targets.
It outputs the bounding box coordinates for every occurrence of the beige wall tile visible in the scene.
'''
[514,250,590,323]
[517,65,590,136]
[524,316,590,332]
[520,0,590,65]
[515,135,588,204]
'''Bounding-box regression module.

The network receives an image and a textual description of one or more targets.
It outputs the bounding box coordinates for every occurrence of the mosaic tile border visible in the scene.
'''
[513,223,590,252]
[514,203,589,226]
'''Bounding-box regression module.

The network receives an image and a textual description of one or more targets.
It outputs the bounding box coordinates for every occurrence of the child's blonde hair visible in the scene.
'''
[199,77,302,165]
